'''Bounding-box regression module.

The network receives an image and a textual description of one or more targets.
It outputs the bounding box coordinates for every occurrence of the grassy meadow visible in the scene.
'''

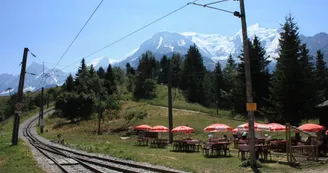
[0,109,44,173]
[39,100,323,173]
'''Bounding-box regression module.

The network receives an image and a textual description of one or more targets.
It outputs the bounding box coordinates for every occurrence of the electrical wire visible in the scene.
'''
[51,0,104,73]
[192,2,236,14]
[59,0,200,71]
[0,63,21,89]
[28,50,44,63]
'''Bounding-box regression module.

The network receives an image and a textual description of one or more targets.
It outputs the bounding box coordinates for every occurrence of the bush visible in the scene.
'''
[55,92,96,122]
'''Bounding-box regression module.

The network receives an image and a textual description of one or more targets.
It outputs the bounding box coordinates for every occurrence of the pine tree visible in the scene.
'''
[203,71,215,106]
[158,55,168,84]
[133,51,157,99]
[315,50,328,102]
[126,63,135,75]
[64,74,74,92]
[171,53,182,88]
[97,67,106,79]
[76,58,87,76]
[223,54,237,92]
[298,44,316,120]
[89,64,95,76]
[251,36,271,108]
[75,58,90,93]
[267,15,303,125]
[113,67,125,85]
[105,64,116,95]
[235,36,271,117]
[221,54,237,109]
[214,62,224,109]
[180,44,206,105]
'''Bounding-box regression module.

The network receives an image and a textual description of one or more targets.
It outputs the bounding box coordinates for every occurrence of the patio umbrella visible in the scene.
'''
[240,122,270,131]
[171,126,194,133]
[204,123,233,132]
[298,123,326,132]
[268,123,286,132]
[135,124,152,131]
[232,127,248,134]
[150,125,169,132]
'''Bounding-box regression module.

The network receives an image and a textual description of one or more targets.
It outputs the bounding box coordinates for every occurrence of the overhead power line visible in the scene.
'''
[60,0,200,71]
[51,0,104,72]
[0,63,21,89]
[28,50,44,63]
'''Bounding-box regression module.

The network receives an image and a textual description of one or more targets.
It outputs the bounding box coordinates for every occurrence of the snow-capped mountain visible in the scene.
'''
[114,23,328,70]
[182,23,280,62]
[115,24,281,70]
[87,57,120,70]
[0,62,69,95]
[115,31,216,70]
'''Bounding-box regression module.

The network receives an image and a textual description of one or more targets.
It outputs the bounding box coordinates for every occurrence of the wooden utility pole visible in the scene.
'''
[40,87,44,133]
[97,98,102,135]
[168,61,173,143]
[12,47,28,145]
[239,0,256,168]
[215,74,219,115]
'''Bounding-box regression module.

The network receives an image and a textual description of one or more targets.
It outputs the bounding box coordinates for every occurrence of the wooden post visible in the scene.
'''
[239,0,256,167]
[12,47,28,145]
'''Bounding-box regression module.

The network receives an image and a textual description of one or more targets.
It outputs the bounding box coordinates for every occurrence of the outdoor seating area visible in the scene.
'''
[133,122,328,165]
[173,139,202,152]
[202,140,231,157]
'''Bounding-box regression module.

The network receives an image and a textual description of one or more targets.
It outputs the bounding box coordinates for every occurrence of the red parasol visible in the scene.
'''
[240,122,270,131]
[204,123,233,132]
[171,126,194,133]
[232,127,248,134]
[150,125,169,132]
[298,123,326,132]
[268,123,286,132]
[135,124,152,131]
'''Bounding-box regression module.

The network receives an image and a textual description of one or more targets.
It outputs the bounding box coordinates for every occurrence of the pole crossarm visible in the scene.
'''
[203,0,230,6]
[190,2,241,17]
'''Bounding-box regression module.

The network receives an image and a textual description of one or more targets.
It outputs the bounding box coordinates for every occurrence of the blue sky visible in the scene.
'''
[1,0,327,74]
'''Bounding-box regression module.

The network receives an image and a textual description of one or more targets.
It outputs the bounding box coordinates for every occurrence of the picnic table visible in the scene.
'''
[150,138,168,148]
[202,141,230,157]
[172,140,202,152]
[137,137,152,146]
[238,144,271,161]
[269,140,286,152]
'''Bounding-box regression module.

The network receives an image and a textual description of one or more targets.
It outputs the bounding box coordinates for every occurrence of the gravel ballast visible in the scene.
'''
[19,111,189,173]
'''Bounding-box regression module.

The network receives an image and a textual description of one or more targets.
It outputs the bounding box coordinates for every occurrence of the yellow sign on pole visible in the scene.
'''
[246,103,257,111]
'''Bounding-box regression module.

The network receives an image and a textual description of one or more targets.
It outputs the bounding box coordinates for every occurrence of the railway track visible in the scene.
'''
[23,109,184,173]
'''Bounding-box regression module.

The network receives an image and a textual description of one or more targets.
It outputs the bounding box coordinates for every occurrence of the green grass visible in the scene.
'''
[140,85,247,121]
[39,101,322,173]
[0,109,44,173]
[0,96,10,103]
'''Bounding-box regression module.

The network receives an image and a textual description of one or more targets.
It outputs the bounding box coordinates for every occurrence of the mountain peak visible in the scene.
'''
[248,23,261,30]
[26,62,46,74]
[88,56,119,70]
